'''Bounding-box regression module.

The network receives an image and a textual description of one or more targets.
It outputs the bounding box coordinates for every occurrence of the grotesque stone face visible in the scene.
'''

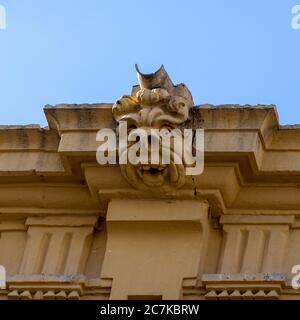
[112,65,194,192]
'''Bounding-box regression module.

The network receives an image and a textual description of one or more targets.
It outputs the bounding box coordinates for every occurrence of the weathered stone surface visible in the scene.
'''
[1,66,300,299]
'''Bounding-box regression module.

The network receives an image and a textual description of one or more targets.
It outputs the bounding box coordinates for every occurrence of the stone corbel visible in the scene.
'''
[19,215,98,276]
[100,199,210,300]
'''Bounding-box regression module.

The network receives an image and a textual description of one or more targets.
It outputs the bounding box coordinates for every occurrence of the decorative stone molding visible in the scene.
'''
[5,275,85,300]
[202,273,286,300]
[19,216,97,276]
[218,215,292,274]
[1,276,112,300]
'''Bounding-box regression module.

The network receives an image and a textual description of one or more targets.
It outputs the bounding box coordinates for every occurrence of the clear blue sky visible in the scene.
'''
[0,0,300,126]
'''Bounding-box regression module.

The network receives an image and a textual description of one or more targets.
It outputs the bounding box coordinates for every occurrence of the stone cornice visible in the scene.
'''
[2,103,300,215]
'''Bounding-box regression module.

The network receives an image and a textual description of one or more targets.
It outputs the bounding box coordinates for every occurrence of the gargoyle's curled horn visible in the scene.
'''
[135,64,174,91]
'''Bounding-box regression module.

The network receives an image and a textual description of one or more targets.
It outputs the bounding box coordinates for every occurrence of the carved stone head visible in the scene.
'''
[112,65,194,192]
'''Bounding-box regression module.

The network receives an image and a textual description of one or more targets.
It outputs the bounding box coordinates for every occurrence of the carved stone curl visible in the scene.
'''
[112,65,194,192]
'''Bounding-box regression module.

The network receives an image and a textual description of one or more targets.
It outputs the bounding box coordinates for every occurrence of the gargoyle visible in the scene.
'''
[112,65,195,192]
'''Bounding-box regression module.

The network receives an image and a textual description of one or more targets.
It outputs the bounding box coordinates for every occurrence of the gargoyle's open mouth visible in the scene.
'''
[119,147,186,190]
[136,164,168,187]
[140,166,165,175]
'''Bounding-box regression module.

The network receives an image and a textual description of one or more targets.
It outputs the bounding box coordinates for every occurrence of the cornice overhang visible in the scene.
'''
[1,103,300,216]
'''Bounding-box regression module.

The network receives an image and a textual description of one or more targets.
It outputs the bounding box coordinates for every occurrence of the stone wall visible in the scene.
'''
[1,69,300,300]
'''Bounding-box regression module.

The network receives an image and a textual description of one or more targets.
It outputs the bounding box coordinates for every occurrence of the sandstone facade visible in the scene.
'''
[0,67,300,300]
